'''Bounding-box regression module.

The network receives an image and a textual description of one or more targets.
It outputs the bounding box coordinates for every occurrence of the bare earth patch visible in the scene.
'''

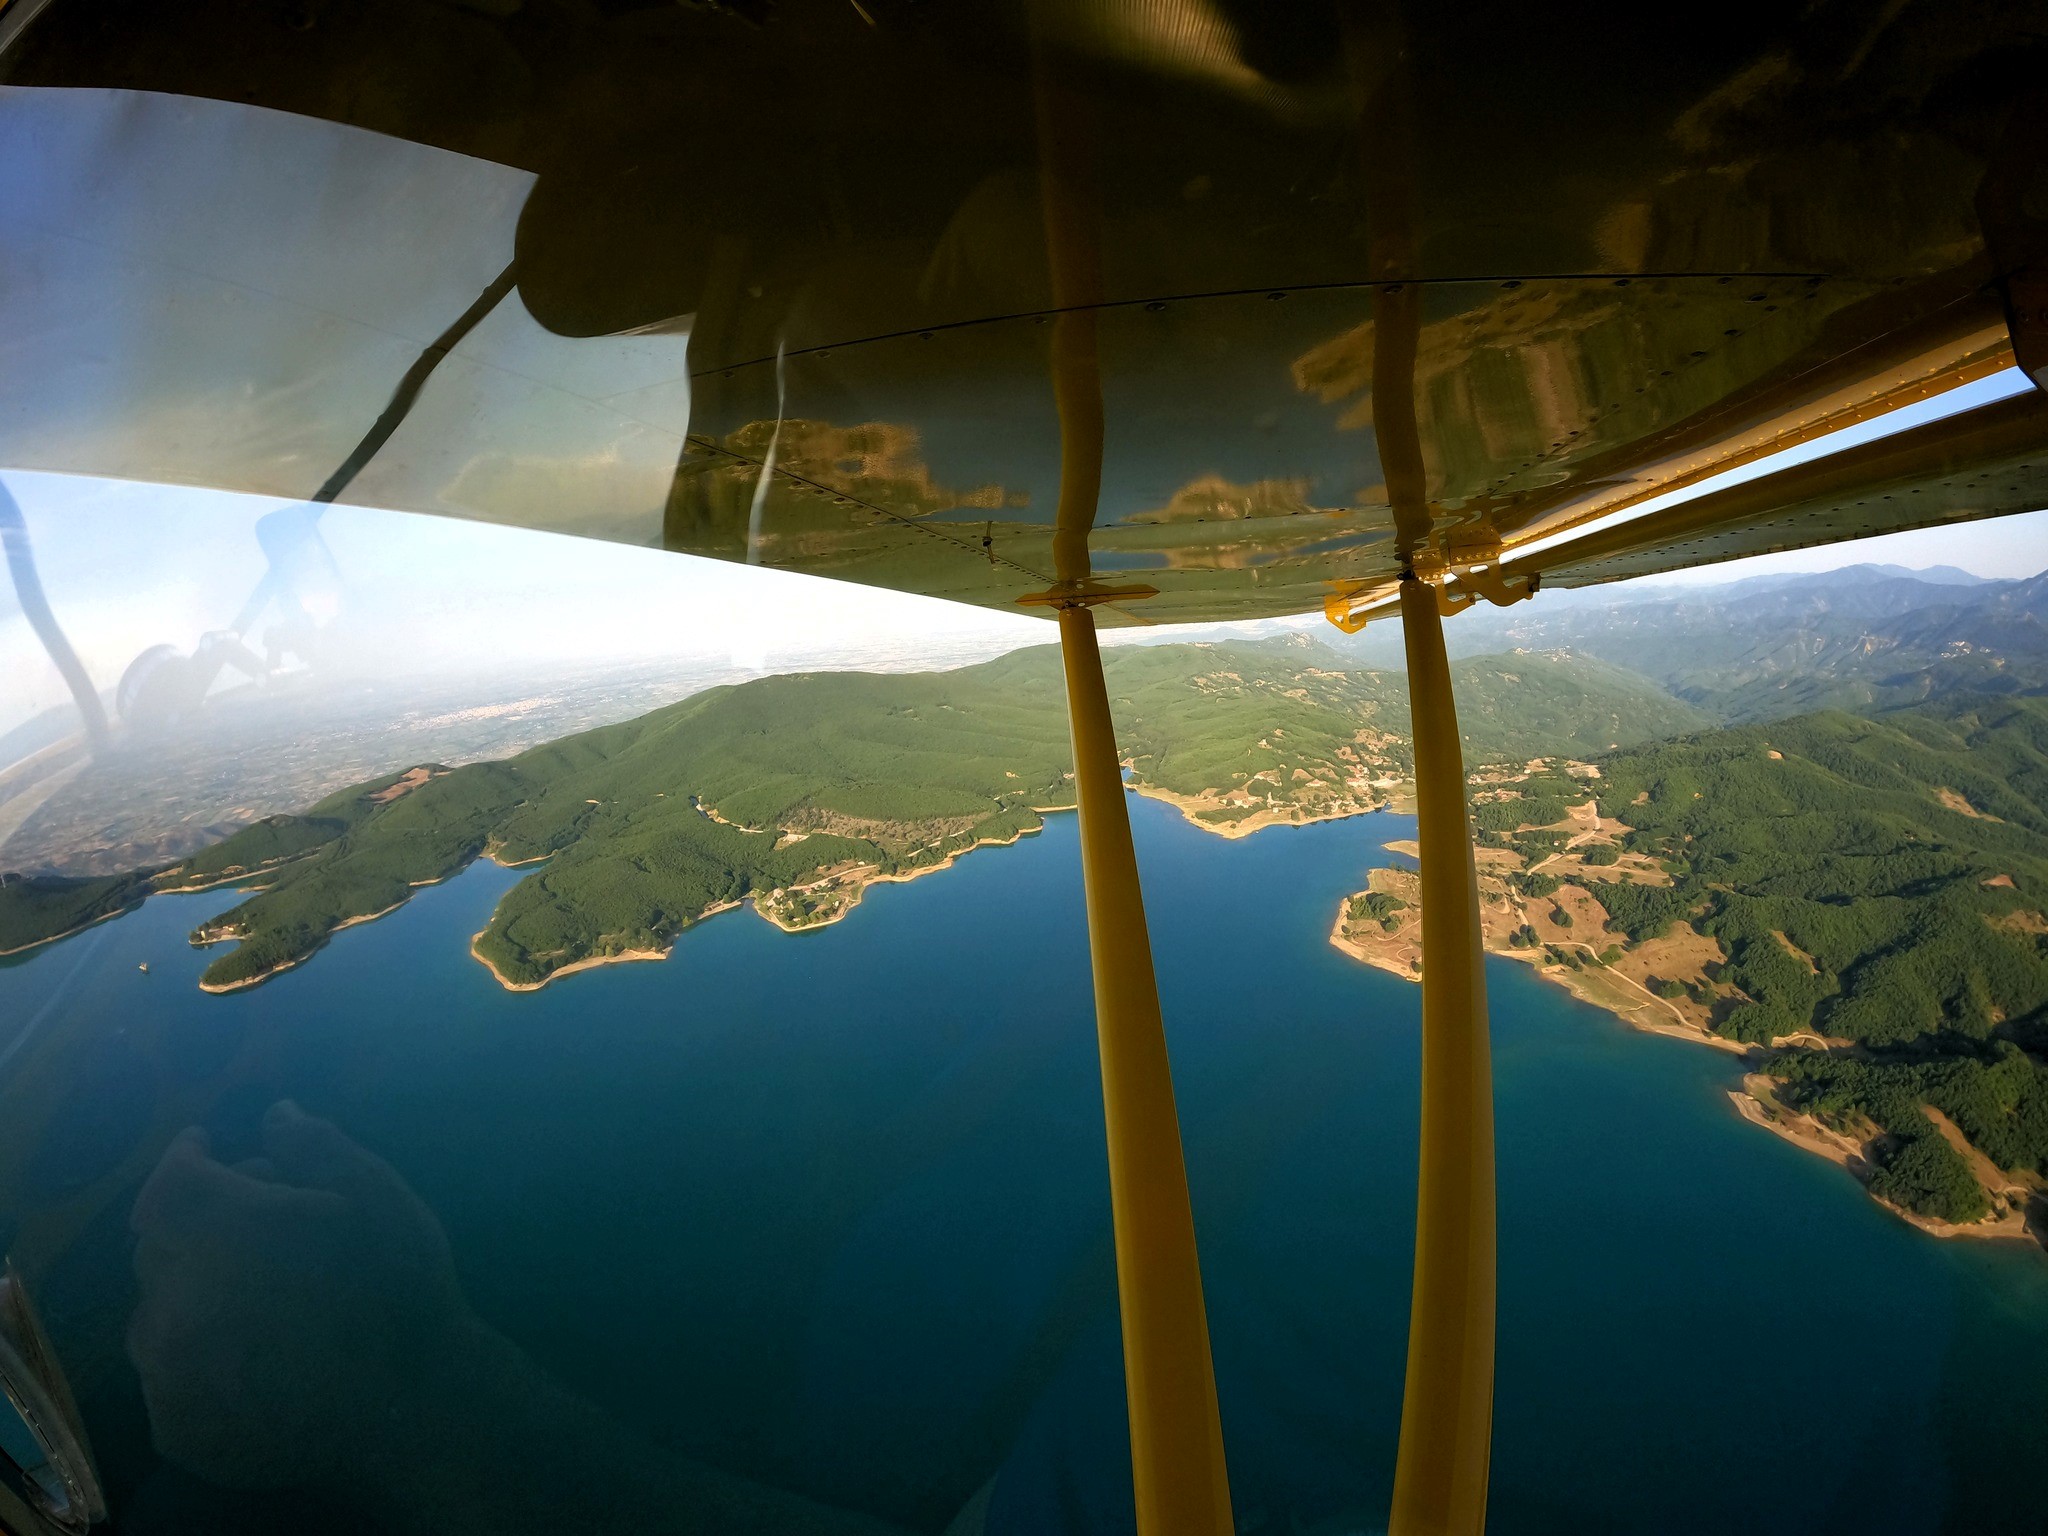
[1328,866,1424,979]
[1936,787,1999,821]
[1989,909,2048,936]
[1732,1084,2041,1245]
[1606,924,1727,1031]
[1773,929,1819,974]
[367,765,444,804]
[1132,782,1390,840]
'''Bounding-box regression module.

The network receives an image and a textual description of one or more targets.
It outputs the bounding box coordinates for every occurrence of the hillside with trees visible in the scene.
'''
[0,639,1703,991]
[1590,697,2048,1232]
[1333,691,2048,1237]
[1332,565,2048,722]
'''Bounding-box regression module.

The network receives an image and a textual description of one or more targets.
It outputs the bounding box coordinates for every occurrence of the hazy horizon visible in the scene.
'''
[6,451,2048,740]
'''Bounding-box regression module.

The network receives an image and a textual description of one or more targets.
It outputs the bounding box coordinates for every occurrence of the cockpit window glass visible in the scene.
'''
[4,3,2048,1527]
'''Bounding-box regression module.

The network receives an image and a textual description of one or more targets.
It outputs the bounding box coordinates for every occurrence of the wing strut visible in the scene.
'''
[1055,598,1233,1536]
[1024,28,1232,1532]
[1388,575,1497,1535]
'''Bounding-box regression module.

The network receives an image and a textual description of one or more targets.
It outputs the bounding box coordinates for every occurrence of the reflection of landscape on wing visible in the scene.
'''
[1292,276,1848,513]
[2,0,2031,632]
[669,418,1029,572]
[1101,475,1394,583]
[661,261,1980,623]
[1119,476,1325,526]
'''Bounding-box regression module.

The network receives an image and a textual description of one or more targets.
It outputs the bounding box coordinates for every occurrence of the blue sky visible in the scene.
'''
[0,471,1051,733]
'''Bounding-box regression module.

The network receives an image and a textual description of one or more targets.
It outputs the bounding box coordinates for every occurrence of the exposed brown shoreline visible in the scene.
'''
[191,875,459,993]
[469,820,1058,990]
[0,902,134,958]
[1730,1079,2044,1248]
[1327,838,2045,1254]
[1131,782,1393,839]
[750,820,1045,934]
[470,934,673,992]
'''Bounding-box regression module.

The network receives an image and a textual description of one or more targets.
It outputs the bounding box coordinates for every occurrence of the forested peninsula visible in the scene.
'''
[0,638,1694,992]
[1332,697,2048,1249]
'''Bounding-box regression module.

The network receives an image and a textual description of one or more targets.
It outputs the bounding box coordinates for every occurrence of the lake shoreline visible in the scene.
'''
[1133,781,1413,839]
[0,900,135,958]
[750,818,1050,934]
[192,872,465,993]
[461,785,1399,989]
[469,818,1060,989]
[471,933,673,992]
[1729,1079,2046,1251]
[1327,836,2047,1256]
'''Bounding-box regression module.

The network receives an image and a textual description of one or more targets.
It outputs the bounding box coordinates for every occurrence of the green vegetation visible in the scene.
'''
[1108,637,1704,809]
[189,661,1081,990]
[1471,795,1575,833]
[1590,701,2048,1050]
[7,606,2039,1249]
[1103,638,1407,812]
[189,762,533,988]
[1514,830,1572,861]
[1481,693,2048,1224]
[1347,890,1409,931]
[1770,1047,2048,1184]
[4,637,1706,990]
[1449,654,1712,759]
[0,869,157,955]
[1869,1134,1989,1224]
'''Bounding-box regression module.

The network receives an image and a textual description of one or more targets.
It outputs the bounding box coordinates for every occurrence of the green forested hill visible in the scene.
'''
[1570,697,2048,1221]
[1451,652,1711,759]
[1589,697,2048,1049]
[1103,637,1706,822]
[0,637,1703,989]
[0,868,157,955]
[1341,566,2048,724]
[187,666,1079,991]
[1317,689,2048,1227]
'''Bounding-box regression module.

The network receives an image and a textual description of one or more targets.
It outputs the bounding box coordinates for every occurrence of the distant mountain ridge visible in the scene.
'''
[1858,563,1987,586]
[1331,565,2048,722]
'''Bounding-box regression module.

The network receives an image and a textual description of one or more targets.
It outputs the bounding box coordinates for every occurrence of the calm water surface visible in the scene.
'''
[3,796,2045,1533]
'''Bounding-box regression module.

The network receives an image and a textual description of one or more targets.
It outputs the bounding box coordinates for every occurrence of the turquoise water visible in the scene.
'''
[4,796,2046,1533]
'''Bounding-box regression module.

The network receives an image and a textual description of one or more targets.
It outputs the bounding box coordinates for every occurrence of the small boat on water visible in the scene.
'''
[136,962,148,974]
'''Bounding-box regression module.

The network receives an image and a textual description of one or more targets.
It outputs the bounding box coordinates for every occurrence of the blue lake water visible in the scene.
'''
[3,795,2046,1533]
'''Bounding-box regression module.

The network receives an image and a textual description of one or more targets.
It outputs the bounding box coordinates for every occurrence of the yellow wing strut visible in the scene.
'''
[1388,576,1498,1535]
[1029,30,1231,1529]
[1057,600,1234,1536]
